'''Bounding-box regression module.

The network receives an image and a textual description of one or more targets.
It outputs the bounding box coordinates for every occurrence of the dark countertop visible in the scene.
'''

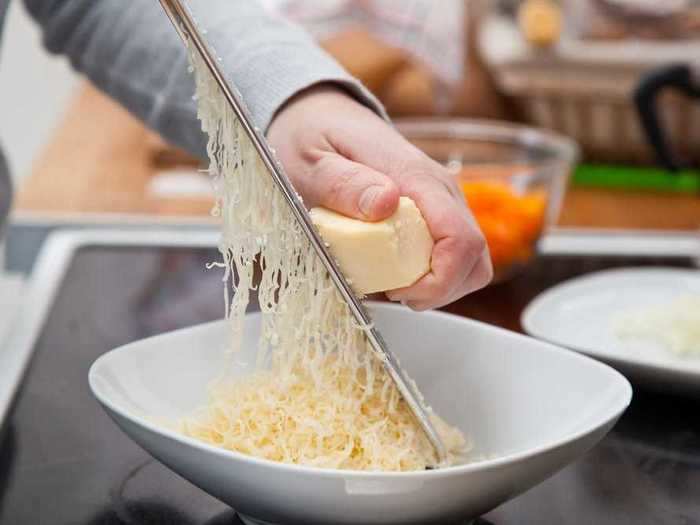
[1,246,698,525]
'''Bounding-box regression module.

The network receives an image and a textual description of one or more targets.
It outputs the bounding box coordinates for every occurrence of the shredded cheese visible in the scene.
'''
[615,295,700,356]
[179,52,469,471]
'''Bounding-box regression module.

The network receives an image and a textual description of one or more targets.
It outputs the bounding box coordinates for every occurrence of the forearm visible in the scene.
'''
[23,0,205,157]
[23,0,386,159]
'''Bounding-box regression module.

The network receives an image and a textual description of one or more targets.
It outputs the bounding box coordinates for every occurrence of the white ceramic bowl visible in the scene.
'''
[89,303,631,525]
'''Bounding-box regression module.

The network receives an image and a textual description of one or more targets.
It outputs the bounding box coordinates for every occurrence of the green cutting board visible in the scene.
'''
[573,165,700,194]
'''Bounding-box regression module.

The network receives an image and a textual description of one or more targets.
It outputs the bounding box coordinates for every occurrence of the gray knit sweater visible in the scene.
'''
[0,0,383,232]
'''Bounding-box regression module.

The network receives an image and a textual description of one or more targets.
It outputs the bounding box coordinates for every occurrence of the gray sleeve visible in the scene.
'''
[22,0,386,160]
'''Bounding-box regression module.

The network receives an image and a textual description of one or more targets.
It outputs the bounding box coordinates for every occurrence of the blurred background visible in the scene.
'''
[1,0,699,275]
[3,4,700,523]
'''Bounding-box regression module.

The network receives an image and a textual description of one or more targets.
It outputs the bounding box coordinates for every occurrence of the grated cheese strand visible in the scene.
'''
[179,51,469,471]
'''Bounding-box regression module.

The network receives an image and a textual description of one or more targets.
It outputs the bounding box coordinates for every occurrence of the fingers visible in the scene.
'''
[303,153,400,221]
[386,234,491,310]
[400,251,493,311]
[267,86,492,307]
[384,166,492,309]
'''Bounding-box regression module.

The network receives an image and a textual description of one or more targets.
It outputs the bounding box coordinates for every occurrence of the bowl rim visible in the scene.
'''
[522,266,700,380]
[89,301,631,480]
[395,117,580,170]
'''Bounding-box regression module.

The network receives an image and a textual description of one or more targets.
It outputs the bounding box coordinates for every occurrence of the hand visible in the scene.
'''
[267,85,492,310]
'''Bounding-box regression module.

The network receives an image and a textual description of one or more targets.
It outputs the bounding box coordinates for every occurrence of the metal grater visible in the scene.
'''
[158,0,448,467]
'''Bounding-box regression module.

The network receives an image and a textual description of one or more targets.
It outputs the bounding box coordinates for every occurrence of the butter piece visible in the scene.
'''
[310,197,433,294]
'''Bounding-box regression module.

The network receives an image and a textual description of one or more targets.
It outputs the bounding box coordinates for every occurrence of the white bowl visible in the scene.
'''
[89,303,631,525]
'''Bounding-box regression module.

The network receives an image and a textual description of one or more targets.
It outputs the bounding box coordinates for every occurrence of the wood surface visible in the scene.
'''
[15,84,212,218]
[16,82,699,231]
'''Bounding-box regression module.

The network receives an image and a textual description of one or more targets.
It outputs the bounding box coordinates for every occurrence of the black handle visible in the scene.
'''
[633,63,700,172]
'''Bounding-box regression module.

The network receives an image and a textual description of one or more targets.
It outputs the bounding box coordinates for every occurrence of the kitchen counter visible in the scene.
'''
[15,82,700,231]
[0,229,699,524]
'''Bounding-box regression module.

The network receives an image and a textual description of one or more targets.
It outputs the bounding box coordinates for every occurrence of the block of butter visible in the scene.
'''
[310,196,433,294]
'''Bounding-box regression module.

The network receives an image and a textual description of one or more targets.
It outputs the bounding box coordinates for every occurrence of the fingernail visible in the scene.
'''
[359,186,382,217]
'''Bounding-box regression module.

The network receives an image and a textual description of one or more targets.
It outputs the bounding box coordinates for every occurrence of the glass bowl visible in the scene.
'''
[396,118,578,283]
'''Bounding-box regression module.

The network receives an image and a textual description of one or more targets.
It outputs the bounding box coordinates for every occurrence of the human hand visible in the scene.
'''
[267,85,492,310]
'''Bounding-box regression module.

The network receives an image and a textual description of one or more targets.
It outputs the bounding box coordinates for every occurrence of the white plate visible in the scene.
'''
[522,267,700,395]
[90,303,631,525]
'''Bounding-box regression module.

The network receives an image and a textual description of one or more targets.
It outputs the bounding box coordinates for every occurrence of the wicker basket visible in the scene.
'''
[480,16,700,166]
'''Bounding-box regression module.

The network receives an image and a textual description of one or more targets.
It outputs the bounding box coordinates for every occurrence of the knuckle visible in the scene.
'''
[467,233,487,257]
[300,146,320,166]
[477,256,494,287]
[431,274,453,299]
[400,159,462,197]
[432,170,462,199]
[311,155,333,179]
[323,166,358,204]
[447,228,477,259]
[396,160,432,185]
[469,255,494,293]
[452,236,471,260]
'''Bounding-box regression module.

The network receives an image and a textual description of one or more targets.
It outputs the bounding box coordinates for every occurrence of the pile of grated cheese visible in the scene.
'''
[615,295,700,356]
[183,354,466,471]
[178,51,469,471]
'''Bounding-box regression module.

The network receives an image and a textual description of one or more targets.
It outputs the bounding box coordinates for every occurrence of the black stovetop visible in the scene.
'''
[1,246,699,525]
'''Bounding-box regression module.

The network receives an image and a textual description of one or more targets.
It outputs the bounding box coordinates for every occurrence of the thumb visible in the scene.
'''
[307,154,400,221]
